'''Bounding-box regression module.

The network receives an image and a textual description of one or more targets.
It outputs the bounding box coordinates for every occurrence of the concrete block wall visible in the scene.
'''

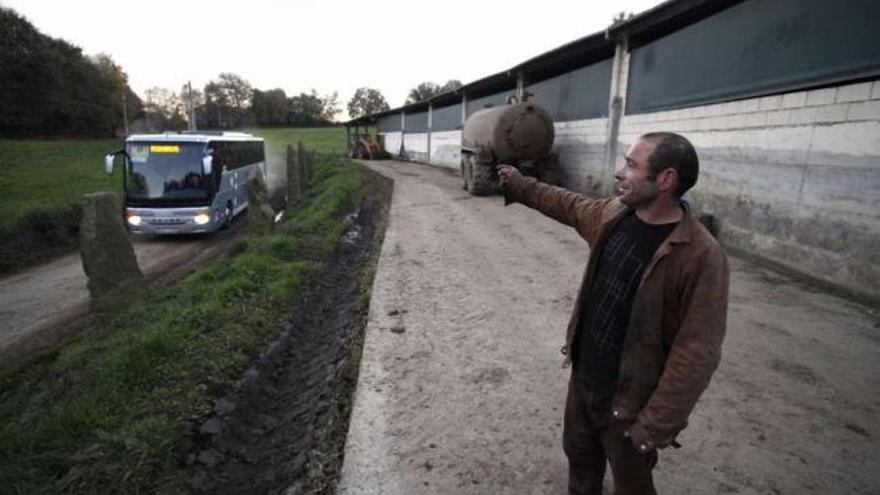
[553,118,610,194]
[382,132,403,158]
[429,130,461,169]
[381,120,609,185]
[402,133,429,162]
[617,79,880,299]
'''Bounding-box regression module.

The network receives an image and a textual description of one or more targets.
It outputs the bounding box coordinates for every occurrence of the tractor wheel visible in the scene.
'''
[468,160,496,196]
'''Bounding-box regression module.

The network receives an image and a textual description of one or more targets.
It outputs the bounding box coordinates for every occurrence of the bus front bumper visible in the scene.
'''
[125,207,220,235]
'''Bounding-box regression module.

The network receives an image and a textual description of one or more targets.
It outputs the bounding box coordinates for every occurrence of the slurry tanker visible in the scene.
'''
[460,100,555,195]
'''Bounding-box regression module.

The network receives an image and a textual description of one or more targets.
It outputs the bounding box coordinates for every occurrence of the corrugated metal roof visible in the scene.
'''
[345,0,748,126]
[606,0,746,48]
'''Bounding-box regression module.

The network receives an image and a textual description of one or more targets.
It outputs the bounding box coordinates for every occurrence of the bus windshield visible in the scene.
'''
[125,142,209,203]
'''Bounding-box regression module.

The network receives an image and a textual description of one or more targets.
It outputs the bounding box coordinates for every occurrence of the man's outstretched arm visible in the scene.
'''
[497,164,620,245]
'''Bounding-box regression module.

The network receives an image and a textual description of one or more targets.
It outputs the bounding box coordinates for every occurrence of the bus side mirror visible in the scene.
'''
[202,155,213,176]
[105,153,117,175]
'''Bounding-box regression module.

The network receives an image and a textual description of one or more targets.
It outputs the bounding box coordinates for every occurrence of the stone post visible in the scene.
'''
[247,169,275,235]
[79,192,143,309]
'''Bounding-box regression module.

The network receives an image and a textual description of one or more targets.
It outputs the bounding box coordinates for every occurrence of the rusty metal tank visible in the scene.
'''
[461,101,554,163]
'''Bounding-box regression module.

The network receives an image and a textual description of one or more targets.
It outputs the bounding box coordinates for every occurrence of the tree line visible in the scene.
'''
[0,7,142,137]
[0,7,348,136]
[146,75,342,130]
[0,6,463,137]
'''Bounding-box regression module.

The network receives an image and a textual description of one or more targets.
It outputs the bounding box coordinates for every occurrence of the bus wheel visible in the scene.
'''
[221,204,233,229]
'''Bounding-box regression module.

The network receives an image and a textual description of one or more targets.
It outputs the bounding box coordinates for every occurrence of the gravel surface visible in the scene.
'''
[339,159,880,494]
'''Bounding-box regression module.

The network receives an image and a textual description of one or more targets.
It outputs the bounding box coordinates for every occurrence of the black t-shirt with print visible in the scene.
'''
[572,211,677,395]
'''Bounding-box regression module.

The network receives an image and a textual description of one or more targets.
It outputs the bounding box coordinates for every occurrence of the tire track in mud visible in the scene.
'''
[186,199,383,494]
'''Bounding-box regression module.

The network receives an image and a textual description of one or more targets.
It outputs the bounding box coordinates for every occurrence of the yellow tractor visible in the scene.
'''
[350,133,389,160]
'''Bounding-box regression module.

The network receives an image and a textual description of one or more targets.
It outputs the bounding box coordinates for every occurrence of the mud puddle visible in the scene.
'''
[185,197,386,494]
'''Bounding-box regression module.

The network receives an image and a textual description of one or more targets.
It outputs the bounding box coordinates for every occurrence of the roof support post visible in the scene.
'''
[427,103,433,164]
[461,92,468,125]
[604,35,630,195]
[399,111,406,160]
[516,70,526,101]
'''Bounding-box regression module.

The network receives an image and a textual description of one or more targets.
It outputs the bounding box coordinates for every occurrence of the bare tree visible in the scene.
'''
[321,91,340,121]
[140,87,186,131]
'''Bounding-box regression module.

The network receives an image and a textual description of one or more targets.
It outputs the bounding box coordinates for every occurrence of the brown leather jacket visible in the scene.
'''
[506,174,729,450]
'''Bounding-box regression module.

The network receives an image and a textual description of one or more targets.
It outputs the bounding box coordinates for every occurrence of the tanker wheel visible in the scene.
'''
[468,160,495,196]
[460,155,471,191]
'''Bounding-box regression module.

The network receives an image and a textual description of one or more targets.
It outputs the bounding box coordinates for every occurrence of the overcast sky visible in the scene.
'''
[2,0,661,120]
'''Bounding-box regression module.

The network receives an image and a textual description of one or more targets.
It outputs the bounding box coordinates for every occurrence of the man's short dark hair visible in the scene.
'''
[641,132,699,197]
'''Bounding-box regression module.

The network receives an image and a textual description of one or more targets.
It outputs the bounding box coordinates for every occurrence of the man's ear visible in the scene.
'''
[658,167,678,193]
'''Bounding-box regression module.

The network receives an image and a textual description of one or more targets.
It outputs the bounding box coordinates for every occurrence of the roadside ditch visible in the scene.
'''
[186,171,391,494]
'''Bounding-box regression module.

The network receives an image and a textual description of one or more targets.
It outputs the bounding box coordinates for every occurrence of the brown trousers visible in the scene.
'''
[563,378,658,495]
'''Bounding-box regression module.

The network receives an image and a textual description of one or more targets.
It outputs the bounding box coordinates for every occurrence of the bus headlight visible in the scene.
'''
[193,213,211,225]
[127,215,142,226]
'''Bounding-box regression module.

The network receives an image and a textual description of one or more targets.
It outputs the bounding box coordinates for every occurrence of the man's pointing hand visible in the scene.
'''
[496,164,519,185]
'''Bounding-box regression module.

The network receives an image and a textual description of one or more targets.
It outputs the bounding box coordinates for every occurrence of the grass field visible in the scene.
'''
[0,127,347,228]
[0,153,376,492]
[0,139,122,226]
[248,126,346,155]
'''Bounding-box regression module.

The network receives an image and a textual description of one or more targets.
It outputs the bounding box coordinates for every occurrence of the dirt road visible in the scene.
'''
[339,160,879,494]
[0,220,244,368]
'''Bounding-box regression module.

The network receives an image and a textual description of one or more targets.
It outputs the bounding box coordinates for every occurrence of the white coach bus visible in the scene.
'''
[104,131,267,234]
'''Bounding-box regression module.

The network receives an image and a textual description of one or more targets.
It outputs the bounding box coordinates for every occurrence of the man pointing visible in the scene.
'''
[498,132,729,495]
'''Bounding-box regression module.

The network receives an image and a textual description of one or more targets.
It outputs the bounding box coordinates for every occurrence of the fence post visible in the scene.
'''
[287,144,301,204]
[247,168,274,234]
[297,141,308,192]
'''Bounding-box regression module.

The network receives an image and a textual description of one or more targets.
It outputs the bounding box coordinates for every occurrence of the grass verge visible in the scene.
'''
[0,153,375,493]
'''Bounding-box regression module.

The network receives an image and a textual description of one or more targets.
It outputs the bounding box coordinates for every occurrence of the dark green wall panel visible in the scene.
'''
[628,0,880,113]
[378,114,400,132]
[405,111,429,133]
[432,103,462,131]
[528,58,612,121]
